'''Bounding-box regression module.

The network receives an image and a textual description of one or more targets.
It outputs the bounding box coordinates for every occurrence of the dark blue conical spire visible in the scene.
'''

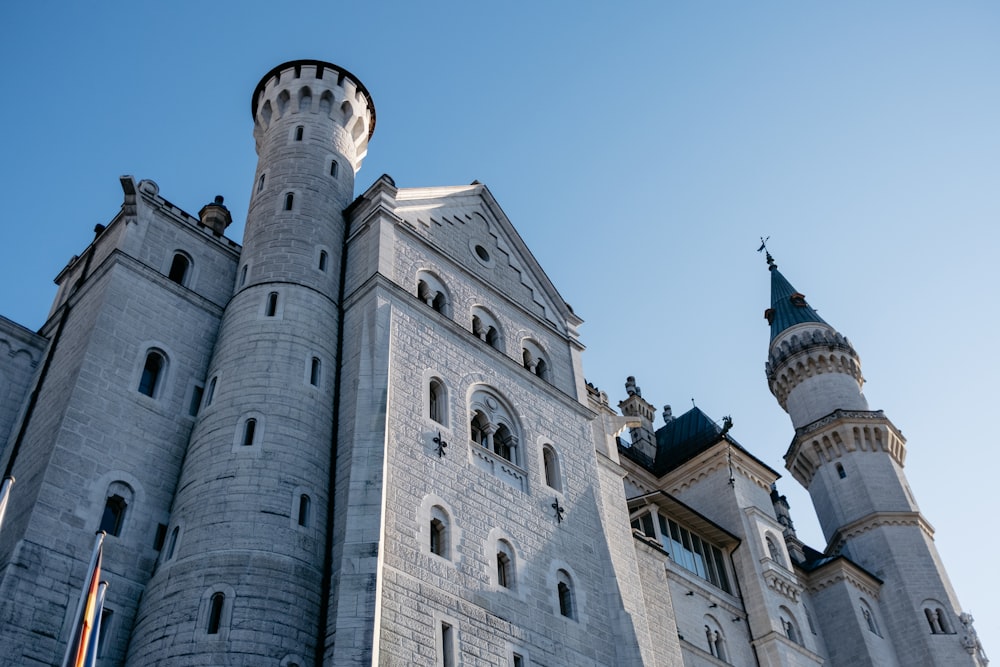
[765,252,827,341]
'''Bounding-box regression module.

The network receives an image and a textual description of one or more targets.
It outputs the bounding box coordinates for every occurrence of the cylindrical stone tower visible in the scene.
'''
[764,253,979,667]
[126,60,374,666]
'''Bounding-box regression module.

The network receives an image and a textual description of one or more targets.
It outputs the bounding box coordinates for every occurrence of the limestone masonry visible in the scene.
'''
[0,59,988,667]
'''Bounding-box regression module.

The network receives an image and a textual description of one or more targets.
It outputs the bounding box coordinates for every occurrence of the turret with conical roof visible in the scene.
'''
[763,252,868,430]
[761,251,981,667]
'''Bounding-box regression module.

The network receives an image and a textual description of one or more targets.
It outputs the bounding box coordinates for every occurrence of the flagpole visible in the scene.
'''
[81,581,109,667]
[0,476,13,534]
[61,531,105,667]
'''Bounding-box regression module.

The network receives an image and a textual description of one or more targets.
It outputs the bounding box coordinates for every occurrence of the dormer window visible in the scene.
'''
[790,292,807,307]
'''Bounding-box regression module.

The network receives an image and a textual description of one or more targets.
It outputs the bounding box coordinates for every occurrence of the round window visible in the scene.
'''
[475,245,490,261]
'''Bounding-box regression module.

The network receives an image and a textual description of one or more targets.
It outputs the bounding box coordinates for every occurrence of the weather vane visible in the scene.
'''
[757,236,776,269]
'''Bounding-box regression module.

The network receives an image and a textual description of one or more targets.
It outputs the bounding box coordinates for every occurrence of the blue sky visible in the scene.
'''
[2,1,997,648]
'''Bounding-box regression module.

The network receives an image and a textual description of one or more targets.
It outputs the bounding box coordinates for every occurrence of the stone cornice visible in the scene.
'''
[784,411,906,487]
[665,440,778,495]
[827,511,934,556]
[804,556,883,600]
[763,567,802,602]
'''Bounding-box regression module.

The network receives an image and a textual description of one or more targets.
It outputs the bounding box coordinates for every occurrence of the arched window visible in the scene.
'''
[266,292,279,317]
[471,307,502,351]
[836,463,847,479]
[310,357,321,386]
[496,540,515,589]
[704,618,727,661]
[257,174,265,192]
[242,418,257,447]
[298,494,311,527]
[239,265,248,287]
[318,250,328,272]
[470,411,490,446]
[429,506,449,558]
[779,607,801,645]
[330,160,339,178]
[429,378,446,425]
[493,424,515,462]
[543,445,561,490]
[521,339,550,382]
[284,192,294,211]
[294,125,304,141]
[924,603,953,634]
[556,570,574,618]
[860,599,880,636]
[207,593,225,634]
[168,252,190,285]
[468,388,524,489]
[138,350,166,397]
[416,271,450,316]
[100,495,127,536]
[766,533,785,566]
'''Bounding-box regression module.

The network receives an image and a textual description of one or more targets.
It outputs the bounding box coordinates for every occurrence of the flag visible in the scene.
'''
[80,582,108,667]
[0,476,13,534]
[61,532,107,667]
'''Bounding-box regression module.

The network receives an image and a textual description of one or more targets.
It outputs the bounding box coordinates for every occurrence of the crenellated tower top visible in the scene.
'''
[251,59,375,173]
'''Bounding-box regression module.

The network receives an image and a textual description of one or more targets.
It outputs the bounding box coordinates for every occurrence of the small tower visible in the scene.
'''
[763,253,981,666]
[126,61,374,666]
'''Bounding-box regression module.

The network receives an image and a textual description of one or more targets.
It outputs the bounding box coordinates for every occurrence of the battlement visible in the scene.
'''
[250,59,375,172]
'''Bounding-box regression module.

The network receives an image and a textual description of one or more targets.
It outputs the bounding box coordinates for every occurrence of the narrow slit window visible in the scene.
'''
[265,292,278,316]
[204,377,217,407]
[318,250,328,272]
[239,265,248,287]
[284,192,294,211]
[497,551,511,588]
[189,385,204,416]
[242,418,257,447]
[440,622,454,667]
[207,593,224,634]
[558,580,573,618]
[330,160,339,178]
[837,463,847,479]
[310,357,321,386]
[166,526,179,560]
[298,494,311,527]
[257,174,265,192]
[100,495,127,536]
[295,125,304,141]
[430,517,446,556]
[138,351,165,397]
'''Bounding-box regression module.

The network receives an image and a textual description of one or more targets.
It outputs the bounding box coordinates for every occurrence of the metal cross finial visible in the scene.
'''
[757,236,770,253]
[433,432,448,458]
[552,497,565,524]
[758,236,777,269]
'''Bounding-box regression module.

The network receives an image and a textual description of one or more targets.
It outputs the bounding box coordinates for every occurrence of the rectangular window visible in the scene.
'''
[513,653,524,667]
[440,622,455,667]
[655,513,732,594]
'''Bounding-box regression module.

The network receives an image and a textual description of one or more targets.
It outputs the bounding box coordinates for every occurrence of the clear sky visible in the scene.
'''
[1,0,997,650]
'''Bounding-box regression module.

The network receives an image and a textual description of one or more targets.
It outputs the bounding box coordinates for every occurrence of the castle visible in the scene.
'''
[0,59,987,666]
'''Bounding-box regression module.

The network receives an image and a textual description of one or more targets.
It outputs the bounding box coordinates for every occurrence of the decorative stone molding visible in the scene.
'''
[826,511,934,556]
[763,567,802,602]
[805,559,883,600]
[784,411,906,487]
[767,348,864,410]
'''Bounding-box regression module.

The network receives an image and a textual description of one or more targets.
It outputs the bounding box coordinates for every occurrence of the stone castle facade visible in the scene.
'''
[0,59,987,666]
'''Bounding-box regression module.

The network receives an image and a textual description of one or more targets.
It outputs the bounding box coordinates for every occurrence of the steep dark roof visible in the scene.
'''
[620,407,724,477]
[767,262,827,341]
